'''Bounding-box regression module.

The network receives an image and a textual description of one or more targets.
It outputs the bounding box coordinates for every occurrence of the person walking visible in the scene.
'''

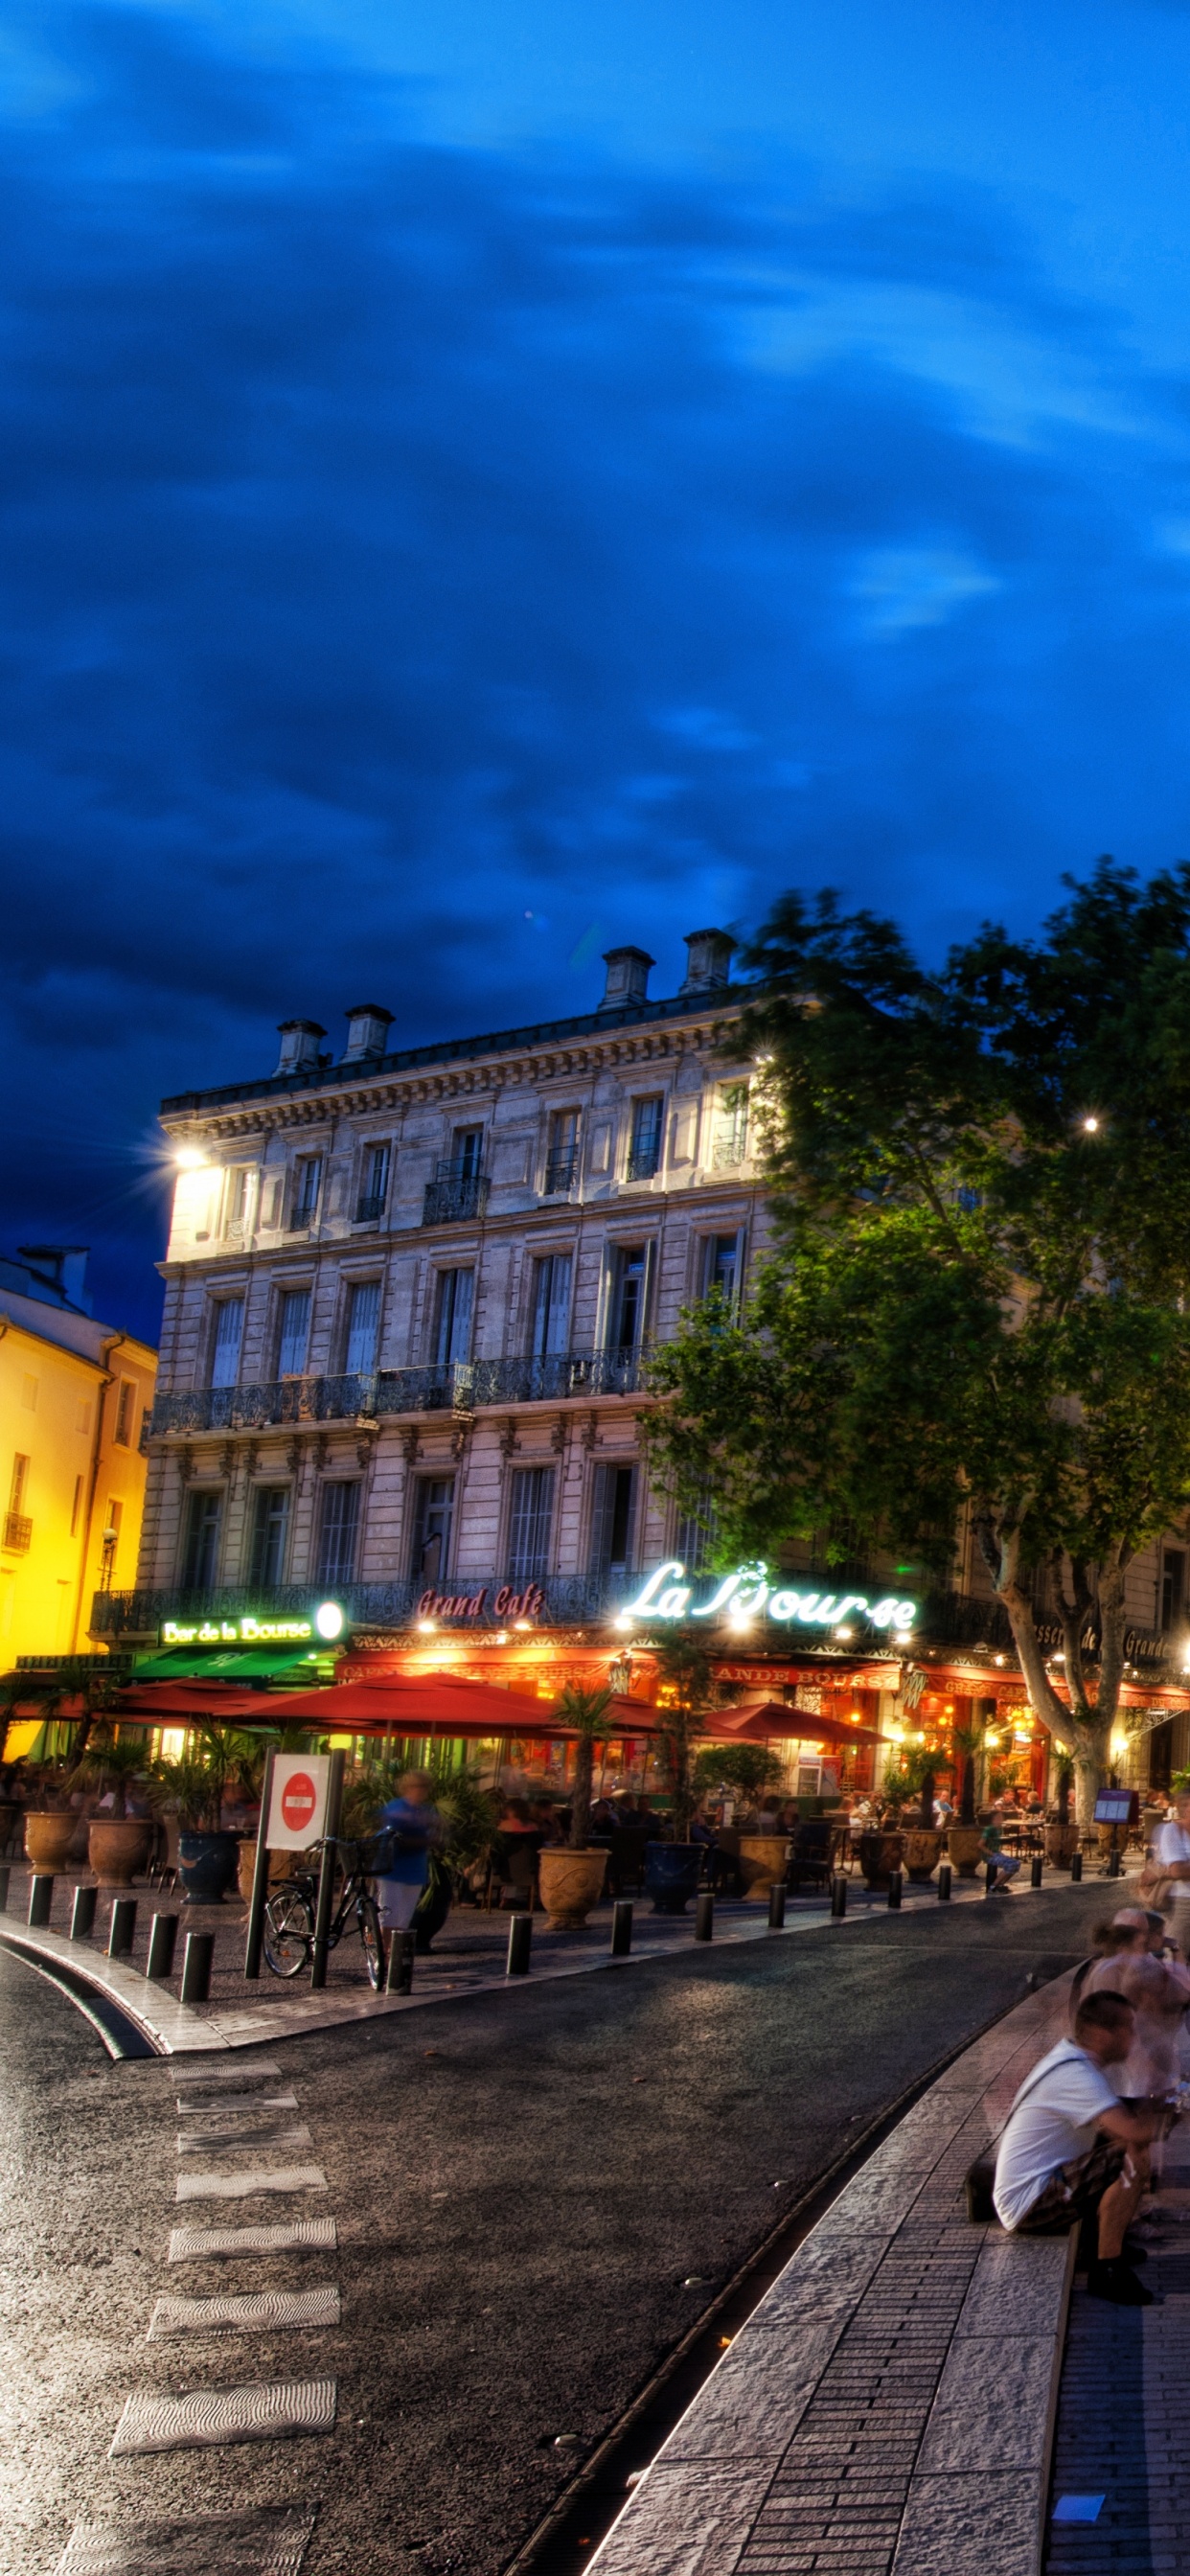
[373,1769,443,1939]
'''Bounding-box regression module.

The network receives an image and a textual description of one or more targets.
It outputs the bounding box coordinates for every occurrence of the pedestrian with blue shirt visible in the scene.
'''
[374,1769,443,1937]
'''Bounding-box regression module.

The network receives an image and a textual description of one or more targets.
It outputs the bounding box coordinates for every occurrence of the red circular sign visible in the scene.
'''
[280,1770,318,1834]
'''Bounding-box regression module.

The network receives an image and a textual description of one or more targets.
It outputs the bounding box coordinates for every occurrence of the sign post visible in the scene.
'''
[243,1750,277,1981]
[244,1751,334,1980]
[309,1750,346,1992]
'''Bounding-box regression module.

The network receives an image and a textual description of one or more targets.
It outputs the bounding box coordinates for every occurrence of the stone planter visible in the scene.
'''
[538,1847,608,1929]
[1045,1823,1081,1871]
[88,1818,151,1888]
[179,1828,241,1904]
[946,1825,985,1879]
[24,1811,76,1873]
[858,1829,904,1891]
[901,1828,945,1884]
[738,1835,790,1898]
[645,1843,703,1915]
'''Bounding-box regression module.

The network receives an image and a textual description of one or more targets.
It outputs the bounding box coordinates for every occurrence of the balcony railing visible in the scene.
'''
[148,1348,649,1437]
[625,1146,660,1182]
[542,1151,578,1196]
[354,1192,386,1225]
[2,1512,32,1554]
[422,1160,490,1226]
[90,1571,616,1639]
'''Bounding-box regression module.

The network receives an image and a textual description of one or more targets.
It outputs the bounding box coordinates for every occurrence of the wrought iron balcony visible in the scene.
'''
[2,1512,32,1554]
[542,1151,578,1196]
[90,1570,616,1639]
[354,1192,386,1225]
[712,1130,747,1168]
[422,1160,490,1226]
[147,1348,650,1437]
[625,1146,660,1182]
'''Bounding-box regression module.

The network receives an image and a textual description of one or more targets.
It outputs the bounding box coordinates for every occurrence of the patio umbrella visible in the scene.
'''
[707,1700,883,1746]
[111,1683,300,1724]
[248,1672,582,1738]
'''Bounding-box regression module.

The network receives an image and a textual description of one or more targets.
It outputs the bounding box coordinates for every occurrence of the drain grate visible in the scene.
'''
[109,2378,336,2455]
[175,2166,327,2202]
[168,2218,337,2263]
[53,2506,316,2575]
[148,2287,341,2339]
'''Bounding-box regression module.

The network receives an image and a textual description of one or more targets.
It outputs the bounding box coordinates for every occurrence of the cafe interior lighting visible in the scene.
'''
[416,1618,437,1634]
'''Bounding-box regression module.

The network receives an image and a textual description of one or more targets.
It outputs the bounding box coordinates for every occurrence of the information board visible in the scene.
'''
[266,1752,332,1850]
[1093,1790,1135,1827]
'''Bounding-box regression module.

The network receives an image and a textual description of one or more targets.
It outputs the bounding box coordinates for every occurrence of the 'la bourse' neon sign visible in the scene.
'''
[623,1562,917,1632]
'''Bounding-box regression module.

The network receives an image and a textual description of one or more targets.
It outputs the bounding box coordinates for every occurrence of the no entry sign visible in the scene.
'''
[267,1752,332,1851]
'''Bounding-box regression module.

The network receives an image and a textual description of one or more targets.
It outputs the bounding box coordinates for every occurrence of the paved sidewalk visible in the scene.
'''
[0,1856,1118,2053]
[587,1975,1080,2576]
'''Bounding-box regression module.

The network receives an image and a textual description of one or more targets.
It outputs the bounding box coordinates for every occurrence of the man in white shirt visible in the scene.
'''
[1156,1790,1190,1909]
[994,1990,1160,2304]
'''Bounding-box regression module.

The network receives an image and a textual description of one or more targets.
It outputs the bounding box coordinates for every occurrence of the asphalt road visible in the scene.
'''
[0,1883,1115,2576]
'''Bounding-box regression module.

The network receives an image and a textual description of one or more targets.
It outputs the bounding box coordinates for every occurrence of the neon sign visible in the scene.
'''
[621,1562,917,1632]
[161,1601,345,1646]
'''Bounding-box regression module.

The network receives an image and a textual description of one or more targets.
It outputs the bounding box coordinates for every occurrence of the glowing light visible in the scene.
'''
[514,1618,533,1630]
[495,1630,510,1644]
[622,1561,918,1631]
[314,1601,343,1640]
[174,1146,207,1169]
[417,1619,436,1634]
[1081,1115,1100,1134]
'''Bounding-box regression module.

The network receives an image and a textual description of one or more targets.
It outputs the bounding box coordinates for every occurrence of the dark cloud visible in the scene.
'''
[5,5,1190,1336]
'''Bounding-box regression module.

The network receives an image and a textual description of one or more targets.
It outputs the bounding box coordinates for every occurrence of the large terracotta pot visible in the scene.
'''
[88,1817,151,1888]
[1045,1823,1081,1870]
[538,1847,608,1928]
[738,1835,790,1898]
[24,1811,76,1872]
[901,1828,944,1884]
[946,1826,985,1879]
[236,1839,290,1905]
[858,1829,904,1890]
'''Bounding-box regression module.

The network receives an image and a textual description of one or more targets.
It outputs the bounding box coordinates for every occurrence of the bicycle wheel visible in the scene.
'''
[263,1885,315,1977]
[358,1895,385,1991]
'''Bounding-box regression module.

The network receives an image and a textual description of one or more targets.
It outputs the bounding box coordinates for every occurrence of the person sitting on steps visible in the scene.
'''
[993,1990,1162,2305]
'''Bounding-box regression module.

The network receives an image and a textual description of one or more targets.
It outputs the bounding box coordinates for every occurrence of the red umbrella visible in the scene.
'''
[111,1684,289,1723]
[248,1671,579,1737]
[708,1699,882,1746]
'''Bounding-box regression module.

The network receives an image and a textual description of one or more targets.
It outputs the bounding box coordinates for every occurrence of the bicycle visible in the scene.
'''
[263,1835,386,1988]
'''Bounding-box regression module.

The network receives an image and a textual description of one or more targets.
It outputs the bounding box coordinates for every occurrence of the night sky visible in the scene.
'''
[7,1,1190,1341]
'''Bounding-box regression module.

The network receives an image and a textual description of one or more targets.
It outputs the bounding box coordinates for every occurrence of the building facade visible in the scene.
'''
[0,1247,156,1667]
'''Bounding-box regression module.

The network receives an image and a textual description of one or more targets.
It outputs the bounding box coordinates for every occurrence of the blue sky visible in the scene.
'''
[6,0,1190,1334]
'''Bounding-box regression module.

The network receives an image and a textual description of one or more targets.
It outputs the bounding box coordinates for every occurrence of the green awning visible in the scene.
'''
[131,1645,334,1682]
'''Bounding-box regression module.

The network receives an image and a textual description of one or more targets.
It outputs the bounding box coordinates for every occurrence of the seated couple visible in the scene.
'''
[994,1990,1170,2306]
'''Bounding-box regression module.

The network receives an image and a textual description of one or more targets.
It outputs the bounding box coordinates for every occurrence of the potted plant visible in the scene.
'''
[80,1730,153,1885]
[646,1641,712,1912]
[8,1681,76,1870]
[890,1747,945,1881]
[1045,1757,1080,1868]
[947,1721,987,1876]
[538,1687,613,1927]
[156,1724,244,1902]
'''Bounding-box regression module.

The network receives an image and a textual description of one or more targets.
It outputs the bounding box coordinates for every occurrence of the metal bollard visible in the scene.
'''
[1108,1846,1121,1879]
[1071,1849,1083,1881]
[385,1930,414,1994]
[768,1882,787,1929]
[937,1864,952,1902]
[180,1930,215,2004]
[1030,1855,1043,1889]
[887,1869,903,1910]
[28,1874,54,1928]
[506,1911,533,1976]
[831,1874,848,1919]
[985,1861,998,1896]
[0,1864,10,1914]
[108,1898,137,1959]
[146,1913,178,1980]
[694,1891,714,1942]
[610,1899,633,1956]
[70,1884,98,1941]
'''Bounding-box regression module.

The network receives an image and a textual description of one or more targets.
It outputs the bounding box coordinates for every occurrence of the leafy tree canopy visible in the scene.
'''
[644,861,1190,1817]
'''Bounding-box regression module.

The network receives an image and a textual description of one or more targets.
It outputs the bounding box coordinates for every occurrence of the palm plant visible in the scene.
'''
[74,1728,150,1820]
[652,1639,714,1841]
[557,1685,614,1850]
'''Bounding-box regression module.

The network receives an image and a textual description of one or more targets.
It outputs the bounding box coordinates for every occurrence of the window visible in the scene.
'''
[70,1473,83,1537]
[209,1297,245,1390]
[248,1485,291,1586]
[627,1096,663,1182]
[316,1482,361,1587]
[434,1267,474,1365]
[410,1475,454,1584]
[99,1497,123,1588]
[277,1287,311,1378]
[9,1455,29,1516]
[529,1254,572,1358]
[508,1466,556,1582]
[606,1244,652,1353]
[713,1084,749,1167]
[225,1166,249,1231]
[355,1141,391,1225]
[544,1110,580,1195]
[344,1279,381,1375]
[289,1157,322,1229]
[3,1452,31,1553]
[589,1463,637,1580]
[180,1488,222,1589]
[675,1484,717,1576]
[451,1126,484,1180]
[1162,1551,1186,1632]
[700,1230,744,1312]
[114,1379,134,1444]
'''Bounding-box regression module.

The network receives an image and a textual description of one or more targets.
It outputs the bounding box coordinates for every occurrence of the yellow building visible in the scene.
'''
[0,1247,156,1668]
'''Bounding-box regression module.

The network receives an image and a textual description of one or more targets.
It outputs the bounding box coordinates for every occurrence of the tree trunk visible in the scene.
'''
[569,1733,594,1850]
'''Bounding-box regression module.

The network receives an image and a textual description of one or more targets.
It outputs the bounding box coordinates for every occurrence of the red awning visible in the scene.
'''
[248,1671,576,1736]
[113,1684,294,1723]
[709,1699,882,1747]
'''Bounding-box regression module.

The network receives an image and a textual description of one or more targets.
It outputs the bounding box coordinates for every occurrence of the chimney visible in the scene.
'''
[275,1020,327,1077]
[17,1246,91,1312]
[342,1002,395,1064]
[598,946,654,1013]
[679,928,736,995]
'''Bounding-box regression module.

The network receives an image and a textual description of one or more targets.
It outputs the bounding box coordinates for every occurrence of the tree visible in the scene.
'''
[644,863,1190,1825]
[693,1742,783,1801]
[652,1639,714,1840]
[557,1684,614,1849]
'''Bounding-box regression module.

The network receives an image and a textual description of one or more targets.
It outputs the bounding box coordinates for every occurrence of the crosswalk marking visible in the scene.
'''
[172,2059,284,2086]
[175,2166,328,2202]
[167,2217,337,2263]
[147,2286,341,2339]
[109,2378,336,2455]
[176,2123,313,2155]
[53,2505,317,2574]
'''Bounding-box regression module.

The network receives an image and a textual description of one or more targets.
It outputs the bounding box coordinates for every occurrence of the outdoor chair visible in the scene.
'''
[788,1817,834,1894]
[484,1831,542,1911]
